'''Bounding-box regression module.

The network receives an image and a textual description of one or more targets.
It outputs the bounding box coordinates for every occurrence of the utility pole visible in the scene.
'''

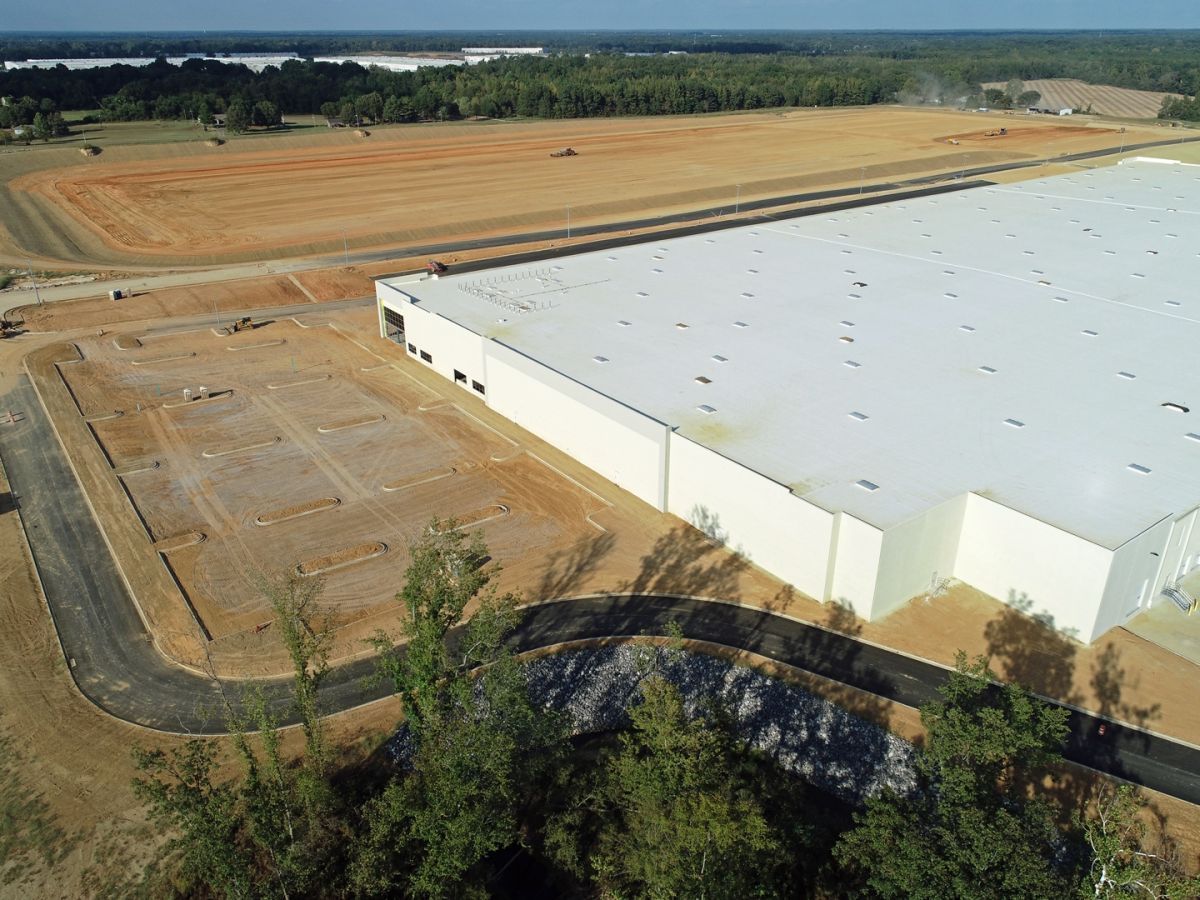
[25,259,42,305]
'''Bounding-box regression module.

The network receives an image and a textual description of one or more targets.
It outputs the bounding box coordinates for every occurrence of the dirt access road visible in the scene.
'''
[3,107,1167,269]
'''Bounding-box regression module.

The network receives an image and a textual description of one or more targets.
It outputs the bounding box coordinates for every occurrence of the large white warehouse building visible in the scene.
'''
[377,159,1200,643]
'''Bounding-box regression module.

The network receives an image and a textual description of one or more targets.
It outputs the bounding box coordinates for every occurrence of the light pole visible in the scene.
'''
[342,232,350,267]
[213,296,221,328]
[25,258,42,306]
[566,205,571,239]
[735,184,741,214]
[859,166,866,195]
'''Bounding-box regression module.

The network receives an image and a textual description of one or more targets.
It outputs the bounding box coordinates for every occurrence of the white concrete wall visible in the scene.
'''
[667,434,835,600]
[1160,508,1200,588]
[827,513,883,614]
[955,493,1112,639]
[381,291,488,392]
[1096,516,1174,642]
[484,340,669,509]
[871,494,969,619]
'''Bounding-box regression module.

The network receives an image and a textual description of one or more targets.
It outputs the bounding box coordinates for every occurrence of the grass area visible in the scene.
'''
[10,112,326,151]
[0,731,74,886]
[1146,140,1200,164]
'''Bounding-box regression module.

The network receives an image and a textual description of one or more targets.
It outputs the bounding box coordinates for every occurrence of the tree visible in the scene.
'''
[1005,78,1025,106]
[546,675,793,898]
[1016,90,1042,108]
[132,740,253,899]
[835,653,1073,899]
[224,98,249,133]
[31,111,50,141]
[252,99,280,128]
[1078,784,1200,899]
[352,521,565,897]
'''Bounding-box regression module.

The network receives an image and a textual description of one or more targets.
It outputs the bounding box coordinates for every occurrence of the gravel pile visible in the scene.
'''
[525,645,918,804]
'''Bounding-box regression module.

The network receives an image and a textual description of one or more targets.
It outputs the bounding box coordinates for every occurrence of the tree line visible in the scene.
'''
[125,521,1200,898]
[2,32,1200,135]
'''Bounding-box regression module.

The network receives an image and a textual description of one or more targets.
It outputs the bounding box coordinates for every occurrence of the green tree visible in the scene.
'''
[252,99,280,128]
[546,675,790,898]
[835,653,1072,899]
[352,521,564,897]
[224,98,249,133]
[30,111,50,141]
[1078,784,1200,899]
[132,740,253,899]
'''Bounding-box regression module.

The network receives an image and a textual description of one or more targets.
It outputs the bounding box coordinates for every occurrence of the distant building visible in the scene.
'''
[1059,108,1074,116]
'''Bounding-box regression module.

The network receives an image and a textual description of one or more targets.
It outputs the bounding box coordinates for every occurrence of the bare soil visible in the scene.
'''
[5,108,1156,268]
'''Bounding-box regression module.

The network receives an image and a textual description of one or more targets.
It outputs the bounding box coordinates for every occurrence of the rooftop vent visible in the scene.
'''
[1185,433,1200,443]
[943,270,956,276]
[635,291,649,298]
[695,376,712,385]
[959,325,976,333]
[617,320,631,327]
[1165,300,1181,307]
[844,360,861,368]
[697,404,717,415]
[851,281,868,288]
[848,411,869,421]
[1127,463,1152,475]
[593,355,609,364]
[712,355,728,363]
[652,268,663,274]
[740,292,755,299]
[1162,402,1190,413]
[1131,273,1146,278]
[675,322,689,330]
[944,292,958,299]
[733,321,749,329]
[746,268,759,274]
[839,336,855,343]
[1117,371,1136,380]
[1004,418,1025,429]
[1082,329,1099,337]
[840,320,856,327]
[978,365,997,374]
[856,480,880,492]
[1053,296,1069,303]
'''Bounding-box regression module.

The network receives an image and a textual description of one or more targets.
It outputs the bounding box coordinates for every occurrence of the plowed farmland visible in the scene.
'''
[982,79,1180,118]
[3,107,1155,268]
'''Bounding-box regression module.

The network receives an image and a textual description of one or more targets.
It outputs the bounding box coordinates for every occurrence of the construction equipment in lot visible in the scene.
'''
[427,259,448,275]
[550,147,578,157]
[230,316,254,333]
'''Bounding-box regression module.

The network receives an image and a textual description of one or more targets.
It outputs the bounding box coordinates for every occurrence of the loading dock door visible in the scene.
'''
[383,308,406,343]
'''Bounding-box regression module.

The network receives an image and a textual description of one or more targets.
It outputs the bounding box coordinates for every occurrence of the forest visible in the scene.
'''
[120,522,1198,898]
[1,31,1199,131]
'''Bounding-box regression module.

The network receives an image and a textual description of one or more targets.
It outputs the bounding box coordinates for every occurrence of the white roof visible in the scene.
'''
[382,160,1200,548]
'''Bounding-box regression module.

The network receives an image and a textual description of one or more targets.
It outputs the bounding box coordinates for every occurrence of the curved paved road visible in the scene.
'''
[2,373,1200,804]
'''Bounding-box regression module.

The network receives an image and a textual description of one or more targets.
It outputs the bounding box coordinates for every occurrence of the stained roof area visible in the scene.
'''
[381,160,1200,547]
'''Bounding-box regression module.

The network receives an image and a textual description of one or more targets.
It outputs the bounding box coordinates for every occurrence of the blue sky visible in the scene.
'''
[7,1,1200,33]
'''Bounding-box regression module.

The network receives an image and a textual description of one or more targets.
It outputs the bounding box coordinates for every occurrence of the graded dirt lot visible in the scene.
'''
[2,107,1161,269]
[982,78,1179,118]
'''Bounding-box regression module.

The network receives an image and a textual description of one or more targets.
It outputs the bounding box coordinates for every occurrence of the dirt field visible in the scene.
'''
[2,107,1156,269]
[982,79,1180,119]
[56,311,618,662]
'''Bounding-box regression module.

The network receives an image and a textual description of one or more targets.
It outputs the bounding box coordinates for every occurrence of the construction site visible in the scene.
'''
[2,104,1200,893]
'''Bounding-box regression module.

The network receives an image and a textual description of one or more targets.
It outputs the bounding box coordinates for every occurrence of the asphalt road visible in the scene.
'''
[2,373,1200,804]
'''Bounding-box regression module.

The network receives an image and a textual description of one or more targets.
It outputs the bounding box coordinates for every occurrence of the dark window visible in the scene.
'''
[420,350,432,364]
[407,343,416,354]
[472,380,485,395]
[453,369,467,384]
[383,308,406,342]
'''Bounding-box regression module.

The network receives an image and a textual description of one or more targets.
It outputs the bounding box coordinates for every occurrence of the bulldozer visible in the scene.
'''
[550,147,578,158]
